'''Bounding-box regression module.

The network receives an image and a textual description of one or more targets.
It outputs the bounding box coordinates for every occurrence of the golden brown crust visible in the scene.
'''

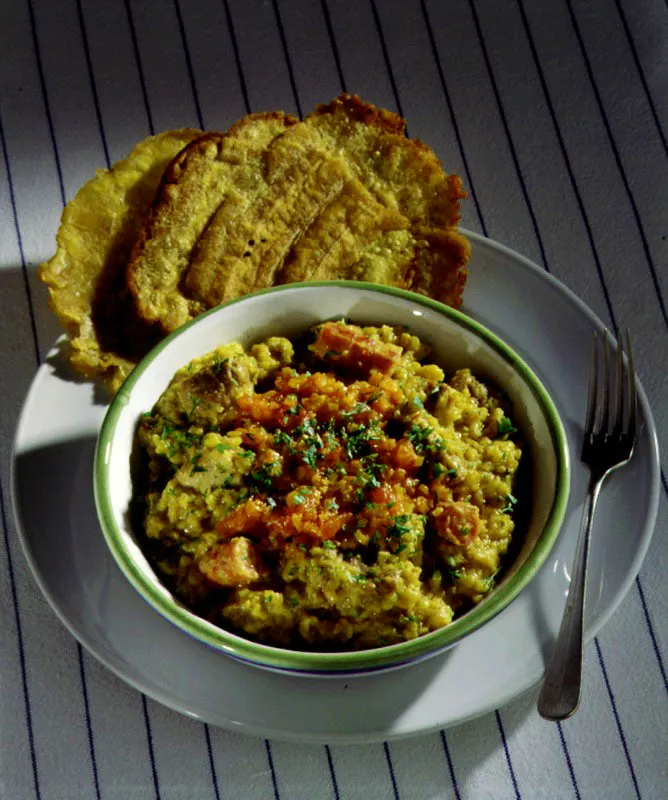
[38,127,202,393]
[127,113,297,332]
[226,110,299,140]
[405,228,471,308]
[304,94,464,231]
[312,93,406,136]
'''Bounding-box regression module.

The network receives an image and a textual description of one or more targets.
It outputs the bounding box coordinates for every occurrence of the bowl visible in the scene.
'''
[94,281,570,675]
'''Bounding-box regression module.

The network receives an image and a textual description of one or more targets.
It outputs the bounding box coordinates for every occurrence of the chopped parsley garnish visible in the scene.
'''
[501,493,518,514]
[342,420,382,459]
[273,430,294,448]
[445,566,462,582]
[189,395,203,417]
[444,557,462,583]
[407,424,444,454]
[189,454,207,475]
[387,514,412,539]
[212,353,228,375]
[216,442,233,453]
[159,421,199,458]
[248,462,280,493]
[342,401,370,417]
[497,416,518,437]
[291,487,313,505]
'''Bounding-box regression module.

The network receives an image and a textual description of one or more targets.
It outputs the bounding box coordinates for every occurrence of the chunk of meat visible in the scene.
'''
[311,322,402,374]
[430,501,480,544]
[199,537,265,588]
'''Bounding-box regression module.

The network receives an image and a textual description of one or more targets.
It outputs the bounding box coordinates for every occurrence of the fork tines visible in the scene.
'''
[583,329,636,456]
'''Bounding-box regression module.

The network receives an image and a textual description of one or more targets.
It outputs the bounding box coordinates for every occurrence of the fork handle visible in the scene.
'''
[537,475,603,720]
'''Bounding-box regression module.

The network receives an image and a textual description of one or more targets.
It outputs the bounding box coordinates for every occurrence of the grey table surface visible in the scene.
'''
[1,0,666,798]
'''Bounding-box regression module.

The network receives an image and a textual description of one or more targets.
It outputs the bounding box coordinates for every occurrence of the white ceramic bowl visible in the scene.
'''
[94,282,570,675]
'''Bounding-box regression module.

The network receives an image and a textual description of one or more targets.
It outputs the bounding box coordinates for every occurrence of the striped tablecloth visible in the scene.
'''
[1,1,666,797]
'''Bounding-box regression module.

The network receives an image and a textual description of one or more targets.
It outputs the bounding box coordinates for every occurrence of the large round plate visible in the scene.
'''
[11,231,660,743]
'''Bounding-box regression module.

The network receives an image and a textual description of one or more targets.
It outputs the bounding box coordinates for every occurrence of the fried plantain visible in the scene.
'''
[38,128,202,393]
[126,112,298,332]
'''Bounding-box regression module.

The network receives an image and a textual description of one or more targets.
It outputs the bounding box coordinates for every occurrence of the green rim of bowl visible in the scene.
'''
[94,281,570,672]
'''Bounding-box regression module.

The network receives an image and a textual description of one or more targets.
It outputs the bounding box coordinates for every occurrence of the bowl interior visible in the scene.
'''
[95,282,569,673]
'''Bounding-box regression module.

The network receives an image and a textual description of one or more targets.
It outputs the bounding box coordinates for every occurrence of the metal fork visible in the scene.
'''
[538,329,637,720]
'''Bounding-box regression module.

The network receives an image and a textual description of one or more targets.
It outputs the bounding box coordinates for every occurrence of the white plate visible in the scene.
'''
[11,231,660,743]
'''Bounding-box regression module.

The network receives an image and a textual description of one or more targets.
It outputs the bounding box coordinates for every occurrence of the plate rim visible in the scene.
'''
[9,228,661,742]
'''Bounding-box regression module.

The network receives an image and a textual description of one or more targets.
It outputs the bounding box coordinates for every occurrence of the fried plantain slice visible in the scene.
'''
[304,94,466,230]
[127,112,298,333]
[38,128,202,393]
[184,121,407,306]
[184,125,349,307]
[275,174,410,286]
[405,227,471,308]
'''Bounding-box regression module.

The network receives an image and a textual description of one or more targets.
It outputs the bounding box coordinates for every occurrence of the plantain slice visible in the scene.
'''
[183,119,407,306]
[126,112,298,333]
[184,126,349,308]
[275,173,410,286]
[304,94,466,230]
[38,127,202,393]
[185,95,470,310]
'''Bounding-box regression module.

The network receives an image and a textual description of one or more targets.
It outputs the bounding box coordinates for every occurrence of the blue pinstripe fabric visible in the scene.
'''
[142,695,162,800]
[325,745,340,800]
[594,639,642,799]
[513,0,618,325]
[76,648,102,800]
[467,0,549,272]
[265,739,281,800]
[173,0,205,130]
[25,0,66,205]
[495,710,521,799]
[565,0,668,330]
[557,722,582,800]
[383,742,401,800]
[420,0,486,232]
[0,112,41,800]
[369,0,405,121]
[0,1,665,796]
[635,576,668,693]
[0,477,40,800]
[123,0,155,134]
[0,109,40,366]
[221,0,251,115]
[439,730,462,800]
[203,725,221,800]
[75,0,110,170]
[320,0,348,94]
[614,0,668,159]
[272,0,303,119]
